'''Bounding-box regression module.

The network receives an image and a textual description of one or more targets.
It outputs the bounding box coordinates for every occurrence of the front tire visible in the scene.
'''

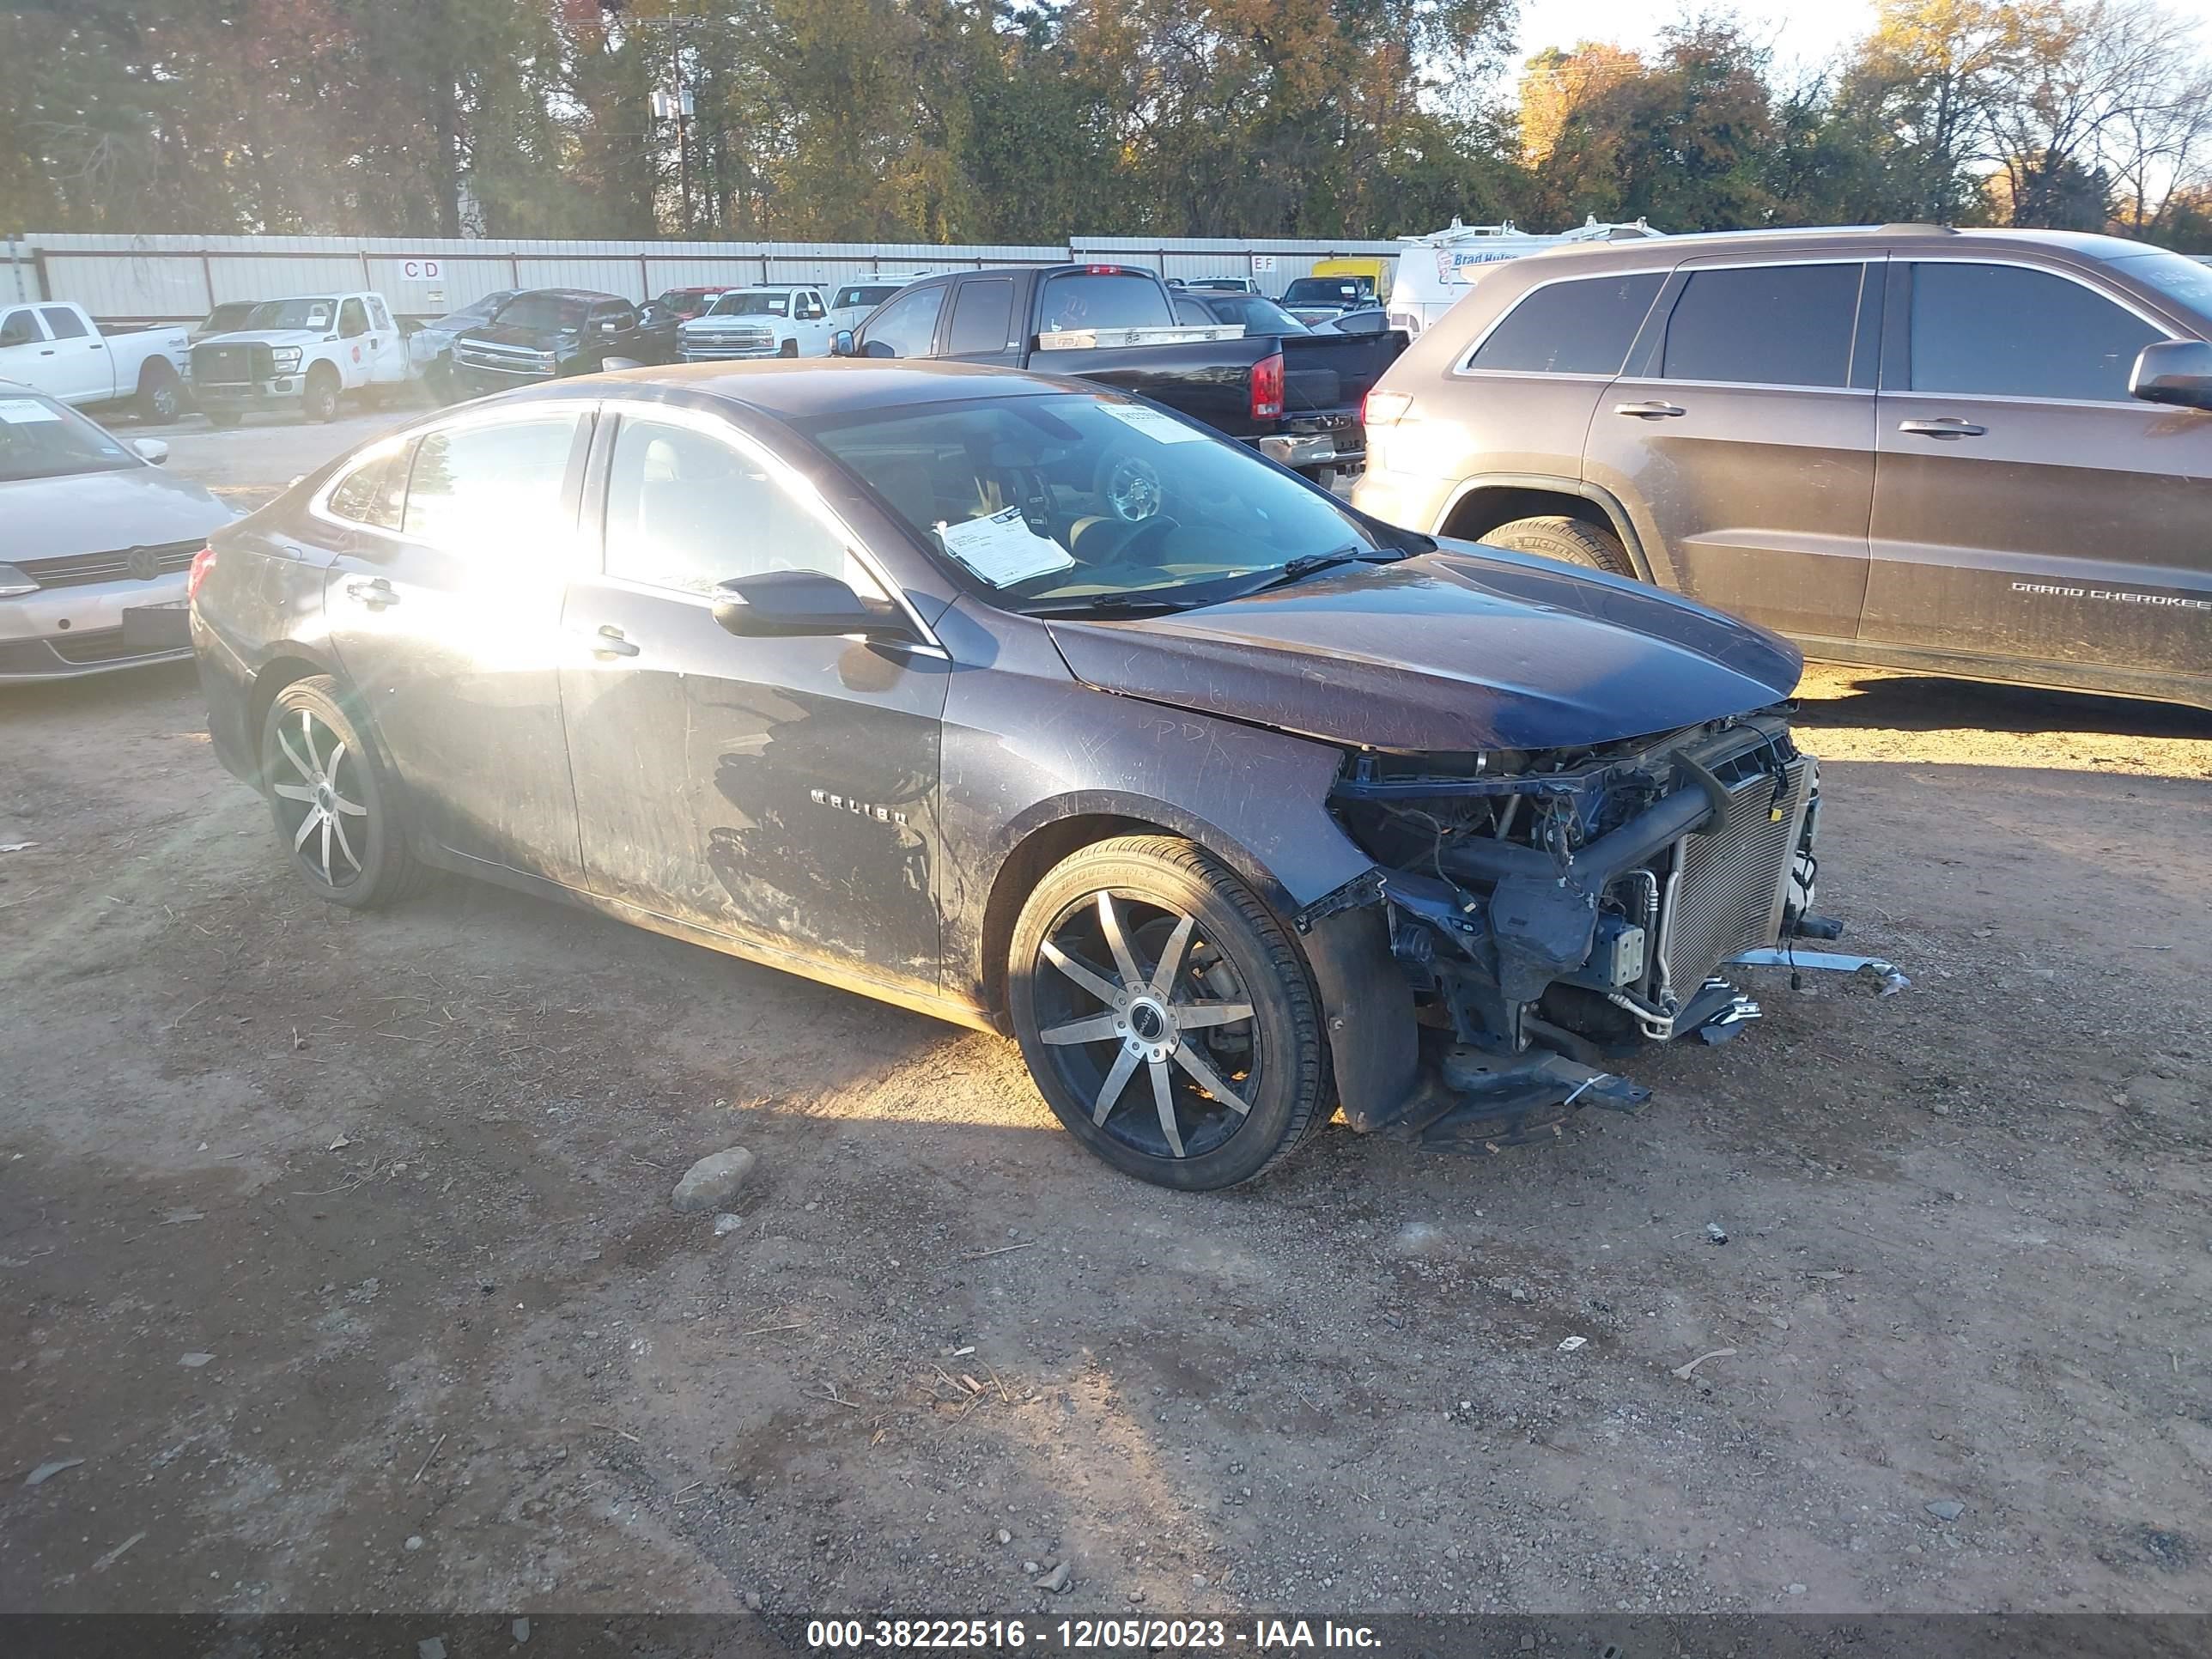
[259,677,429,909]
[777,338,799,358]
[1009,836,1328,1190]
[136,360,183,422]
[1483,514,1638,579]
[301,364,341,423]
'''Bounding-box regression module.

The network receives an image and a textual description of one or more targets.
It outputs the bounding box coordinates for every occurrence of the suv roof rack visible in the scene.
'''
[1877,222,1959,234]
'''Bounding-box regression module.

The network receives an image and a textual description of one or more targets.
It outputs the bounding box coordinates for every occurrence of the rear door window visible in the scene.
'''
[1658,264,1863,388]
[401,414,583,555]
[1908,262,2160,403]
[325,443,412,531]
[946,279,1015,355]
[860,285,946,357]
[2,308,48,347]
[1468,273,1666,375]
[1038,271,1171,331]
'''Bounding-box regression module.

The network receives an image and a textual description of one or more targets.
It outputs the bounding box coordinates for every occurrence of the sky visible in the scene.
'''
[1514,0,2212,76]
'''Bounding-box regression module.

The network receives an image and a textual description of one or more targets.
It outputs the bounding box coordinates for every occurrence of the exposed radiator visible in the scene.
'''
[1654,753,1814,1001]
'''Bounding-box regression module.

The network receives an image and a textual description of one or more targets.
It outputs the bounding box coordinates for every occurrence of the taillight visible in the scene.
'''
[186,545,216,603]
[1363,390,1413,427]
[1250,350,1285,421]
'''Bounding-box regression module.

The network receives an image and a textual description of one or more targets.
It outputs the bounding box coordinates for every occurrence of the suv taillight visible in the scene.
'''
[1363,390,1412,427]
[186,545,216,603]
[1250,350,1285,421]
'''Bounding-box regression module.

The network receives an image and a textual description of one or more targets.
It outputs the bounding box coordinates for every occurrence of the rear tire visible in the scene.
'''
[259,676,431,909]
[136,360,183,423]
[1483,514,1638,579]
[1009,835,1327,1190]
[302,364,341,423]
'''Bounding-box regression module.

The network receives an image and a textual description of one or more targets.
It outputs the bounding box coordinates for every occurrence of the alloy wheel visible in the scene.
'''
[1032,890,1259,1161]
[269,707,370,889]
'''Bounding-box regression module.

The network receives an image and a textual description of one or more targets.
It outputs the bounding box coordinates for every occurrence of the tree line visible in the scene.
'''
[5,0,2210,249]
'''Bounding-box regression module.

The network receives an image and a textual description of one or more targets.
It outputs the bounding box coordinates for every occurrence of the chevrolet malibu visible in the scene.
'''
[191,362,1843,1189]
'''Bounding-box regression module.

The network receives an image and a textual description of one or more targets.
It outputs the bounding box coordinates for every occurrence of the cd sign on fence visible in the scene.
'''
[401,258,442,281]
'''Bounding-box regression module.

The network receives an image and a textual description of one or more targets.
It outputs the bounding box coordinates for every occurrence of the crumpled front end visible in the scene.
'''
[1299,708,1862,1150]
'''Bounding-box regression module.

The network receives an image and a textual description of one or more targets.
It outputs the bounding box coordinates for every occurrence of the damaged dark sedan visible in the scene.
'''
[190,361,1874,1189]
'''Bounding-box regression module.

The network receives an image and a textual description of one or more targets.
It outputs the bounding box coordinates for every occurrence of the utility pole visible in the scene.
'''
[670,27,691,230]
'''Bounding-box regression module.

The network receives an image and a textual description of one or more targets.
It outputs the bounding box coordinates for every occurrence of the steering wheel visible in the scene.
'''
[1094,449,1164,524]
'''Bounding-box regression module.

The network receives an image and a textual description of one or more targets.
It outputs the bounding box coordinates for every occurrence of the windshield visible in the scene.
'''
[2112,250,2212,325]
[493,293,588,332]
[834,284,901,311]
[0,392,140,483]
[709,291,792,317]
[1282,277,1368,307]
[255,297,338,331]
[798,391,1391,611]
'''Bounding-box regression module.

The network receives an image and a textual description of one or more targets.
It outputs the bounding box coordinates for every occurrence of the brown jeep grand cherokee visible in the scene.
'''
[1352,225,2212,713]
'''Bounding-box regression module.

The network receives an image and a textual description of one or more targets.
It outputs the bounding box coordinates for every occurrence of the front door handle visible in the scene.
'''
[1614,400,1686,418]
[343,576,398,608]
[580,624,641,659]
[1898,418,1986,439]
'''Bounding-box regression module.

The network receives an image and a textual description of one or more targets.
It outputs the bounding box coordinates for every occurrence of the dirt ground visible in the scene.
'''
[3,417,2210,1622]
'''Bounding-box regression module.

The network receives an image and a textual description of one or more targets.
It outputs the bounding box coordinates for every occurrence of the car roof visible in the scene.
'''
[512,287,625,303]
[501,359,1073,420]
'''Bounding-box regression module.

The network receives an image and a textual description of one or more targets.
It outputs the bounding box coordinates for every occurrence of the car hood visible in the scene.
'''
[198,328,329,349]
[5,466,235,561]
[684,314,783,330]
[1043,544,1803,752]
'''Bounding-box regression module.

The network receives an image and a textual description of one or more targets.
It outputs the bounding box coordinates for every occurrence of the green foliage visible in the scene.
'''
[2,0,2206,249]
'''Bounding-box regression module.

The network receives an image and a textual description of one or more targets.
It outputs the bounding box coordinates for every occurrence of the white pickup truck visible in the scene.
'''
[0,301,191,422]
[190,291,410,423]
[677,284,836,361]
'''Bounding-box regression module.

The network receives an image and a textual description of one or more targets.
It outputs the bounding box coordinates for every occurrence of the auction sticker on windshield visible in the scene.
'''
[1097,403,1207,444]
[0,398,63,423]
[937,507,1075,586]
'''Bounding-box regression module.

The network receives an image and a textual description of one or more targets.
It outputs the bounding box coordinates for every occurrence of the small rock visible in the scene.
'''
[1519,1637,1536,1653]
[1191,1572,1208,1589]
[1784,1583,1806,1596]
[404,1535,424,1553]
[1926,1499,1966,1521]
[743,1590,763,1611]
[1707,1223,1729,1244]
[24,1457,83,1487]
[513,1619,531,1644]
[995,1528,1012,1546]
[1557,1335,1587,1352]
[1023,1560,1041,1574]
[672,1148,757,1212]
[418,1641,446,1659]
[714,1213,743,1237]
[1034,1560,1072,1593]
[180,1352,215,1369]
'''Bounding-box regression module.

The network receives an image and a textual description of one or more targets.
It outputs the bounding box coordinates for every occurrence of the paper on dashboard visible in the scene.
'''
[936,507,1074,587]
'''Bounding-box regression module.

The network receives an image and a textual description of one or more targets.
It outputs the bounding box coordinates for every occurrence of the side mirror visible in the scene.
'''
[131,437,169,465]
[711,569,915,642]
[831,330,855,357]
[2130,339,2212,410]
[600,319,622,336]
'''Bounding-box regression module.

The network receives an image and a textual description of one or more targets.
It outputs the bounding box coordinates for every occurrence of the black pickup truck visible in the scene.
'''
[832,263,1407,486]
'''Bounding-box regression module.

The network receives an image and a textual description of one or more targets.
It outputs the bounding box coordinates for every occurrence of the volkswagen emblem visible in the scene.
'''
[127,545,161,581]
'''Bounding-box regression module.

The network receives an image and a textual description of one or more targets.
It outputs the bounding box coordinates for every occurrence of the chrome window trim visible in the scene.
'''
[590,401,945,653]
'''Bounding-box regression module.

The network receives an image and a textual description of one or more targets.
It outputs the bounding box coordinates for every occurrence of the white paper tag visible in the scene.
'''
[936,507,1074,587]
[1097,403,1207,444]
[0,398,63,424]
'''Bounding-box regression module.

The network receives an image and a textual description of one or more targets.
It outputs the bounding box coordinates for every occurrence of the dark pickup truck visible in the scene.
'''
[448,289,677,398]
[832,263,1407,485]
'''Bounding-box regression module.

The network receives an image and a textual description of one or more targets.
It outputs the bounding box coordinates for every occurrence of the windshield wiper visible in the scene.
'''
[1226,544,1396,598]
[1025,593,1200,618]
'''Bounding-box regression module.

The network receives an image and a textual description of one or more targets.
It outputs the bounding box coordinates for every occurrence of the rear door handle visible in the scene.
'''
[1898,418,1986,439]
[580,624,640,659]
[1614,400,1685,418]
[343,577,398,608]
